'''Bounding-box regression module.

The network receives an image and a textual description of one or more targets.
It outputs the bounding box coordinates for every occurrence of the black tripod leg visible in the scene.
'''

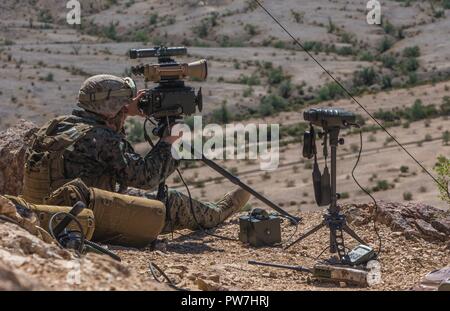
[343,224,366,245]
[285,221,326,249]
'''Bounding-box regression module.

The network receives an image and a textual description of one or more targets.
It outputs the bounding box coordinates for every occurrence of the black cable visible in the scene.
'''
[176,168,239,242]
[48,212,85,255]
[351,126,383,256]
[148,262,188,291]
[84,240,122,261]
[315,245,331,261]
[278,214,299,245]
[252,0,449,201]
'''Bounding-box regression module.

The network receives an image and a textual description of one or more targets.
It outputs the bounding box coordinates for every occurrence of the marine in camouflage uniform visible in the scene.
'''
[19,75,250,247]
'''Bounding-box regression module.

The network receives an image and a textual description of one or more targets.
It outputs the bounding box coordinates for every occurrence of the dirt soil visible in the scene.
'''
[113,203,449,291]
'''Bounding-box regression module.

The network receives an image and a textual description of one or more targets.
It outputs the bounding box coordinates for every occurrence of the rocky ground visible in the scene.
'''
[1,199,447,291]
[0,219,170,291]
[114,202,449,291]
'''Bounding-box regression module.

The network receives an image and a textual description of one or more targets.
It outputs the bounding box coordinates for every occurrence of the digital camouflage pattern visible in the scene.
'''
[62,110,178,192]
[25,108,249,236]
[126,188,249,233]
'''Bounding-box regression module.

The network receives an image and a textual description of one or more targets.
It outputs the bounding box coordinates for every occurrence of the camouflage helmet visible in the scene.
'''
[77,74,136,119]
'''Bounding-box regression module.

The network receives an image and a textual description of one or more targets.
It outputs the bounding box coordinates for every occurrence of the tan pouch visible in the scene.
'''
[90,188,165,248]
[31,204,96,240]
[8,195,95,240]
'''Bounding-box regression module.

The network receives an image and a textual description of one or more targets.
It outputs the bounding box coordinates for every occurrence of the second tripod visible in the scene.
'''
[286,109,371,265]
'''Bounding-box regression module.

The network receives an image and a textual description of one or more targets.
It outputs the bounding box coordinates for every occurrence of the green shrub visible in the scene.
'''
[380,54,397,69]
[272,41,285,49]
[407,72,418,85]
[406,99,438,121]
[291,10,305,23]
[103,22,118,41]
[403,46,420,58]
[243,87,254,98]
[280,123,308,138]
[38,9,53,24]
[318,83,345,101]
[353,67,378,87]
[259,95,288,116]
[434,155,450,204]
[327,17,337,33]
[134,30,148,42]
[359,51,374,61]
[378,36,393,53]
[336,46,354,56]
[442,130,450,145]
[400,165,409,173]
[441,96,450,115]
[238,74,260,86]
[434,10,445,18]
[149,13,158,25]
[266,66,286,85]
[44,72,54,82]
[278,80,293,98]
[400,57,419,73]
[303,41,323,52]
[381,75,392,89]
[125,0,135,8]
[444,0,450,9]
[403,191,413,201]
[382,19,396,35]
[211,102,233,124]
[373,180,391,191]
[374,109,398,122]
[244,24,258,36]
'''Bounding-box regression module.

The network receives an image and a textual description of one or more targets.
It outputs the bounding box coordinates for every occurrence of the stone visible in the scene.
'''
[196,278,225,291]
[413,266,450,291]
[342,201,450,243]
[0,120,38,196]
[0,261,44,290]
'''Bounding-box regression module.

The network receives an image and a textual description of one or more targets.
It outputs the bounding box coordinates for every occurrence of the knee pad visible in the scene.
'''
[90,188,165,248]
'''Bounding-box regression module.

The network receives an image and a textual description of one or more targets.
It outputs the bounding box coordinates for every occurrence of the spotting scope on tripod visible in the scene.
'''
[286,108,376,265]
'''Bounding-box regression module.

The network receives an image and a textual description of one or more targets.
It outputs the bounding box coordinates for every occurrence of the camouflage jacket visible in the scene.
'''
[54,110,178,192]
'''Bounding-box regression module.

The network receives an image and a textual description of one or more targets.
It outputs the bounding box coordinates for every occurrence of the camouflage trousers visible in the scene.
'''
[126,188,235,233]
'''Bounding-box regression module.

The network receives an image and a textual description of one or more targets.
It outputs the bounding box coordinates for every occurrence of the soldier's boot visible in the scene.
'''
[163,188,251,233]
[213,188,251,225]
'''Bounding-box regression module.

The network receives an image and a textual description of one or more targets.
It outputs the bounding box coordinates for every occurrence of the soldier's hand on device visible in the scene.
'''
[125,90,146,117]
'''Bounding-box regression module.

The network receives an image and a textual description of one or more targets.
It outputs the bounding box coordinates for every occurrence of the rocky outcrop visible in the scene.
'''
[343,201,450,244]
[0,120,38,196]
[0,194,169,291]
[0,219,170,291]
[413,266,450,291]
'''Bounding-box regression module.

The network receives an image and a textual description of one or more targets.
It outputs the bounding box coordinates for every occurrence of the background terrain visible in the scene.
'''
[2,0,449,210]
[0,0,449,291]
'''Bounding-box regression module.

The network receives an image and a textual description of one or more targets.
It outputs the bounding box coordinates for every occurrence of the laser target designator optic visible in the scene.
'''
[129,46,207,118]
